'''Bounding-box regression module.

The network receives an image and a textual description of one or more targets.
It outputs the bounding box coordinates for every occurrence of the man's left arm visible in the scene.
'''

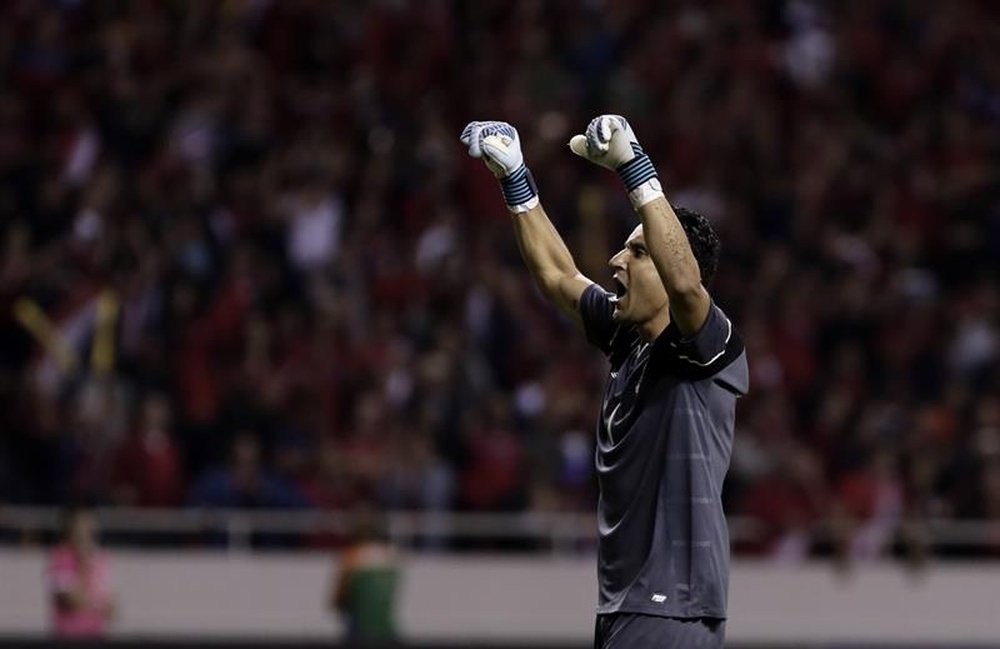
[569,115,709,336]
[635,197,710,336]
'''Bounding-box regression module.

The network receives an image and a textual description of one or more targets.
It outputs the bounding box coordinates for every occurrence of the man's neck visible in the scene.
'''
[636,309,670,343]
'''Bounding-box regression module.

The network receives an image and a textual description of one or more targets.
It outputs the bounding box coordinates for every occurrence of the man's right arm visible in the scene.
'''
[460,121,593,329]
[511,202,592,329]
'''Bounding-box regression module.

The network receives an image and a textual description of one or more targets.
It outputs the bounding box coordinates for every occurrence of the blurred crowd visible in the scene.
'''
[0,0,998,558]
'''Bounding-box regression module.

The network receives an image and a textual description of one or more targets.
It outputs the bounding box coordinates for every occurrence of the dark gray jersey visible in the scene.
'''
[580,284,748,620]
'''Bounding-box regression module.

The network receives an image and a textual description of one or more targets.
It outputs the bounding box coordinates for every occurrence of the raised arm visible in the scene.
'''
[461,121,593,328]
[633,196,710,336]
[570,116,710,336]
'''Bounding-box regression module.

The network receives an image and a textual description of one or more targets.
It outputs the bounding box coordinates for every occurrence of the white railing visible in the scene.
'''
[1,506,998,555]
[0,506,757,552]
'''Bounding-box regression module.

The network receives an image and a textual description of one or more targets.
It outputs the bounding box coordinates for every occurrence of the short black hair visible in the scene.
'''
[674,206,721,287]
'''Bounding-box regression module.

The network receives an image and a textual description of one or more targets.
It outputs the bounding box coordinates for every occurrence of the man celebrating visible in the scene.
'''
[461,116,748,648]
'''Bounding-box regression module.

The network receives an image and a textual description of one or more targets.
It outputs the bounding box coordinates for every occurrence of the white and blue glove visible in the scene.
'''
[460,121,539,213]
[569,115,664,208]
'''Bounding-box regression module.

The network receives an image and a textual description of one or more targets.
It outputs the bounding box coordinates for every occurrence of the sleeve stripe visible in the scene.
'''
[674,314,732,367]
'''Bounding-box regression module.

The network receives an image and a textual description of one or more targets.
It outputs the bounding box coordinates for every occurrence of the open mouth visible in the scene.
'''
[612,277,627,303]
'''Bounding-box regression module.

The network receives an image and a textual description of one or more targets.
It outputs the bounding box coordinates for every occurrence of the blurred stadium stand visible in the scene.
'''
[1,0,999,645]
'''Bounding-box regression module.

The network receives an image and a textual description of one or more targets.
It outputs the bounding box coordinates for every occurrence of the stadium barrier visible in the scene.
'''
[2,506,999,553]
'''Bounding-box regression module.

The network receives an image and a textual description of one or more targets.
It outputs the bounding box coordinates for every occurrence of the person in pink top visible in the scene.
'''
[47,507,116,638]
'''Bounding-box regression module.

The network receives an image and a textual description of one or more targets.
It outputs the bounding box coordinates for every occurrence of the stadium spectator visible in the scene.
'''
[740,443,829,561]
[189,432,305,509]
[330,512,400,643]
[110,392,183,507]
[47,506,116,638]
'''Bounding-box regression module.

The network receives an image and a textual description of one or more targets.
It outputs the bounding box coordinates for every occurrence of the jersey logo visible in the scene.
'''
[604,403,624,443]
[603,343,650,443]
[651,593,667,603]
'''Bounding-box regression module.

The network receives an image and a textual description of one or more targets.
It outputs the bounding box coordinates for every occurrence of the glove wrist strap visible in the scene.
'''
[617,147,658,190]
[616,145,663,208]
[500,165,539,213]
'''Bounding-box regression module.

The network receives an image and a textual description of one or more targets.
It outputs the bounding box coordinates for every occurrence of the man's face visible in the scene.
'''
[608,225,669,325]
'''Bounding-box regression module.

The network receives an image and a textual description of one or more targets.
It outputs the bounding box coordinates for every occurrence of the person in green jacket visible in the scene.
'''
[331,515,399,643]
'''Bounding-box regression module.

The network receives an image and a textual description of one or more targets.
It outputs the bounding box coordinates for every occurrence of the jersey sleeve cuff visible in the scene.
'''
[627,178,664,209]
[508,195,540,213]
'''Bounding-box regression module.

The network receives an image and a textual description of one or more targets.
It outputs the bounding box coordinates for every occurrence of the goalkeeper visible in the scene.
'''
[461,116,748,648]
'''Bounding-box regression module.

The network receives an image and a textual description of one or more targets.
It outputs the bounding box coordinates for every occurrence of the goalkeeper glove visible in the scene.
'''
[460,121,539,213]
[569,115,664,208]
